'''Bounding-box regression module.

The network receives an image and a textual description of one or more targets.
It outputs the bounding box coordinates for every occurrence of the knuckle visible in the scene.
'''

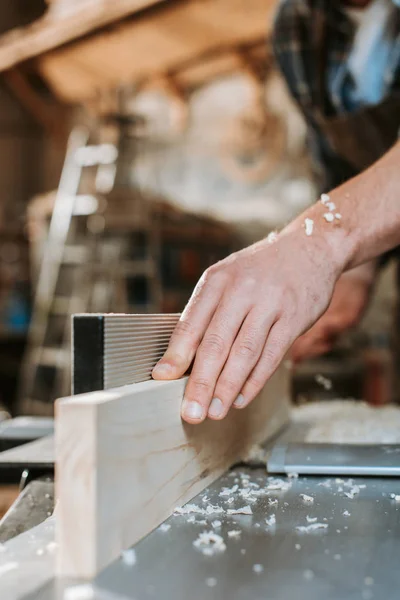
[218,377,239,397]
[245,374,265,397]
[202,264,220,283]
[262,345,280,367]
[191,377,213,395]
[201,332,226,356]
[174,319,194,337]
[236,337,258,358]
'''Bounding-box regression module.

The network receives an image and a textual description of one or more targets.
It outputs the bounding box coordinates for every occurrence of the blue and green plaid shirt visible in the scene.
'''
[272,0,400,191]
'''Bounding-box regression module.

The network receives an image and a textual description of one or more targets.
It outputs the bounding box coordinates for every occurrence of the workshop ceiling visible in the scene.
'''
[0,0,277,104]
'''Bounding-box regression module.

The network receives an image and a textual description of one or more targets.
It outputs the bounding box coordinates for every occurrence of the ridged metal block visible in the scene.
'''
[72,313,180,394]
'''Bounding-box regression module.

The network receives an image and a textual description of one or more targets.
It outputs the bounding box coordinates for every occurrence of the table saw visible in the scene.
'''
[1,315,400,600]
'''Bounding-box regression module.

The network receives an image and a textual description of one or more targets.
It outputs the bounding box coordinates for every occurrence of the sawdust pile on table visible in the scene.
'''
[292,400,400,444]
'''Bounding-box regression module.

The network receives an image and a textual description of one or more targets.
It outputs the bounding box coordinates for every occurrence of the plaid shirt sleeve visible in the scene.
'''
[271,0,358,192]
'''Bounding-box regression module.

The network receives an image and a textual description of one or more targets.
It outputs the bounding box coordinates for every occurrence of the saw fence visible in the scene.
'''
[55,313,291,578]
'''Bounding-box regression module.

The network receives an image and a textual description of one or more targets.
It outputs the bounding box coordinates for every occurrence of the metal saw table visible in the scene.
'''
[1,413,400,600]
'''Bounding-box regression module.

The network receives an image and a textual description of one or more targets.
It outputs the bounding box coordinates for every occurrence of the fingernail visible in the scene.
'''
[208,397,224,418]
[182,399,204,421]
[233,394,246,408]
[152,363,174,378]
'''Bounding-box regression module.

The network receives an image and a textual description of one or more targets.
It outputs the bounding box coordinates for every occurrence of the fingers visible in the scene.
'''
[206,310,275,420]
[152,267,226,380]
[181,295,252,424]
[237,320,294,408]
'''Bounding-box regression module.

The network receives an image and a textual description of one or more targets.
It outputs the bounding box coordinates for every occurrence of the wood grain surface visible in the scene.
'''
[56,366,290,577]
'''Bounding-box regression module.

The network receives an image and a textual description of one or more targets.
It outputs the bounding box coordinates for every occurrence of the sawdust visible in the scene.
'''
[121,548,136,566]
[323,213,335,223]
[305,218,314,236]
[193,531,226,555]
[292,400,400,444]
[300,494,314,505]
[296,523,328,533]
[265,514,276,527]
[227,505,253,515]
[252,564,264,573]
[227,530,242,539]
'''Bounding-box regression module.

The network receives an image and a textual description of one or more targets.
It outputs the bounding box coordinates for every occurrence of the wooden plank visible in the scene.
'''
[0,0,168,72]
[56,365,290,578]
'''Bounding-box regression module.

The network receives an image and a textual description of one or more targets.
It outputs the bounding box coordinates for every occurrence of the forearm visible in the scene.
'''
[285,140,400,275]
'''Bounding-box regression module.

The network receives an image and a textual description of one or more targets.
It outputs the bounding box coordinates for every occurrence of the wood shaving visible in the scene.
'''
[296,523,328,533]
[320,193,330,205]
[174,503,201,515]
[253,564,264,574]
[295,544,301,550]
[266,478,292,492]
[227,505,253,515]
[175,503,223,516]
[206,577,217,587]
[343,510,351,517]
[390,493,400,502]
[211,520,222,529]
[335,213,342,220]
[323,212,335,223]
[267,231,278,244]
[318,480,332,488]
[300,494,314,505]
[326,201,336,211]
[306,516,317,523]
[158,523,171,533]
[344,485,360,499]
[219,485,238,497]
[305,218,314,236]
[193,531,226,555]
[266,514,276,527]
[121,548,137,566]
[227,530,242,539]
[268,498,278,506]
[315,374,332,390]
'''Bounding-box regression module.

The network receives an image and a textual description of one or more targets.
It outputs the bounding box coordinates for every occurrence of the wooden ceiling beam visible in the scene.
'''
[0,0,169,72]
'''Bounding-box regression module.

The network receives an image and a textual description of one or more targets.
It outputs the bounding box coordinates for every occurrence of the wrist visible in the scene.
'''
[281,201,354,279]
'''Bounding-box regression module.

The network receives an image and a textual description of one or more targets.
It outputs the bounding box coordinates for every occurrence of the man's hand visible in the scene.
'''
[153,226,344,423]
[291,262,376,363]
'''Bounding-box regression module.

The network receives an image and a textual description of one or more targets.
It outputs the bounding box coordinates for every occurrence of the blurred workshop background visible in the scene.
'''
[0,0,395,426]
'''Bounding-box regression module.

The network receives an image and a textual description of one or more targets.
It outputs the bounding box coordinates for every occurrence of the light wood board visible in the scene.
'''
[56,366,290,578]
